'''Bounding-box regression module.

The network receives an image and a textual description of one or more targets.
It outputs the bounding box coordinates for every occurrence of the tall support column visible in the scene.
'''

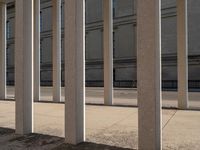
[0,1,6,100]
[177,0,188,109]
[137,0,162,149]
[64,0,85,144]
[103,0,113,105]
[15,0,34,134]
[52,0,61,102]
[34,0,40,101]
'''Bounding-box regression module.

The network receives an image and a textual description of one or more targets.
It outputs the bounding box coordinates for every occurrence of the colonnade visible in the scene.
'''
[0,0,189,149]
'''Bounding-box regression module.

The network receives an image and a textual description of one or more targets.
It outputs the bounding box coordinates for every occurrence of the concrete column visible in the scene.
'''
[64,0,85,144]
[137,0,162,150]
[103,0,113,105]
[34,0,40,101]
[0,1,6,100]
[15,0,34,134]
[177,0,188,109]
[52,0,61,102]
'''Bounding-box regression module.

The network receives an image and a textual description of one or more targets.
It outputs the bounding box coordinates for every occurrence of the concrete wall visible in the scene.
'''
[5,0,200,89]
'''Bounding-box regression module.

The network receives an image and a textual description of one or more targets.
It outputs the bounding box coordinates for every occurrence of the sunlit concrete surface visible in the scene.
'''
[6,86,200,109]
[0,98,200,149]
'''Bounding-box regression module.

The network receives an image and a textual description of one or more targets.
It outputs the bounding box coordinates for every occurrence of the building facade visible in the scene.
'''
[5,0,200,89]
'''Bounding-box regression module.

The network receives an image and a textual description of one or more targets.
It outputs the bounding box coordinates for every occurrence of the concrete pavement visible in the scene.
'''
[5,86,200,109]
[0,99,200,149]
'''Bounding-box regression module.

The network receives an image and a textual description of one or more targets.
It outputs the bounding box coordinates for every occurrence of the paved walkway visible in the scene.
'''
[0,99,200,149]
[5,86,200,109]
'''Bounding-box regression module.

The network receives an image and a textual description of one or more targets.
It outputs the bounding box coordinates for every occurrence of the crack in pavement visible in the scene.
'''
[162,110,178,130]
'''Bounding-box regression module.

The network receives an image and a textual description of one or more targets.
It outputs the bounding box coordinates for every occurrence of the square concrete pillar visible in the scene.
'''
[0,1,6,100]
[64,0,85,144]
[137,0,162,149]
[34,0,40,102]
[15,0,34,134]
[52,0,61,102]
[177,0,188,109]
[103,0,113,105]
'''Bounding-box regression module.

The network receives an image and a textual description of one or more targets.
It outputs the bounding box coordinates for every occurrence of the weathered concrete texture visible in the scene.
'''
[15,0,34,134]
[103,0,113,105]
[0,2,6,100]
[0,101,200,149]
[163,110,200,150]
[52,0,61,103]
[0,128,130,150]
[177,0,189,109]
[34,0,41,102]
[137,0,162,149]
[64,0,85,144]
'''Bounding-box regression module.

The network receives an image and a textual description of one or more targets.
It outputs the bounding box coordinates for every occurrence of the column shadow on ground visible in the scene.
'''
[0,127,133,150]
